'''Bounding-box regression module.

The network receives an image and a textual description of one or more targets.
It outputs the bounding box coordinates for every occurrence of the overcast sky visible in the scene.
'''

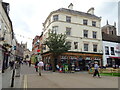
[3,0,119,51]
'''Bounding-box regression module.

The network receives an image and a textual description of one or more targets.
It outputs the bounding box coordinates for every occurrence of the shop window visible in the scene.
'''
[105,46,109,55]
[111,47,115,55]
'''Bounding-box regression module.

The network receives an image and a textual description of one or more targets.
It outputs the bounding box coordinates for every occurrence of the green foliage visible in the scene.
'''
[45,31,70,56]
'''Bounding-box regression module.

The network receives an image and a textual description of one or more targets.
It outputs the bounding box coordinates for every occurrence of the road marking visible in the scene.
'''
[24,75,27,89]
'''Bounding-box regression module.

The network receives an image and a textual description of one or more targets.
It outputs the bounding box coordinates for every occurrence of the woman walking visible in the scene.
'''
[93,62,101,78]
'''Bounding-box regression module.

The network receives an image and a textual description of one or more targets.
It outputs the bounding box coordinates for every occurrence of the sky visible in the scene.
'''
[3,0,119,51]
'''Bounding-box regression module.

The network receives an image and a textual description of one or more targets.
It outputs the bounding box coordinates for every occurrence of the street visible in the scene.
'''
[2,64,119,89]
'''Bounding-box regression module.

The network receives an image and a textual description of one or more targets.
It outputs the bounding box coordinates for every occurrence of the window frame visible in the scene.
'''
[111,47,115,55]
[84,30,88,38]
[74,42,78,49]
[66,27,71,35]
[93,44,97,52]
[84,43,88,51]
[83,19,88,25]
[93,31,97,39]
[66,16,71,23]
[105,46,109,55]
[92,21,96,27]
[53,15,58,21]
[52,26,58,33]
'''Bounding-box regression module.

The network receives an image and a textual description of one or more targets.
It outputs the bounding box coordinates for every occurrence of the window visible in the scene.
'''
[52,26,58,33]
[92,21,96,27]
[53,15,58,21]
[84,30,88,38]
[66,41,71,50]
[74,42,78,49]
[43,45,46,50]
[93,31,97,38]
[66,16,71,23]
[111,47,115,55]
[83,19,88,25]
[0,21,1,30]
[66,27,71,35]
[105,46,109,55]
[84,44,88,51]
[93,44,97,52]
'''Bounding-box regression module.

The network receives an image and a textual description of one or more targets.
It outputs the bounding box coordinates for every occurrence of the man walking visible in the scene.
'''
[93,62,101,78]
[37,60,44,76]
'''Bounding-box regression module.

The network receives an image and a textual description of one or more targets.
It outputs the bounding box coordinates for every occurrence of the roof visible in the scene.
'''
[102,32,120,43]
[56,8,100,19]
[43,8,101,25]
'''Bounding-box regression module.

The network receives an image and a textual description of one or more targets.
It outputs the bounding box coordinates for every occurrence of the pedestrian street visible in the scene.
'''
[2,64,119,89]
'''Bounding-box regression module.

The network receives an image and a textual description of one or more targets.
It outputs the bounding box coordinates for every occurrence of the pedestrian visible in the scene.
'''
[37,59,44,76]
[35,60,39,72]
[29,60,31,67]
[93,62,101,78]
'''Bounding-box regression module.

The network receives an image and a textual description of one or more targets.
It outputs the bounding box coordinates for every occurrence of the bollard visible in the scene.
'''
[11,68,15,87]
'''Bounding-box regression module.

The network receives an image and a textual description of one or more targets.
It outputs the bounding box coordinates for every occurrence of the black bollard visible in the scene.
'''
[11,69,15,87]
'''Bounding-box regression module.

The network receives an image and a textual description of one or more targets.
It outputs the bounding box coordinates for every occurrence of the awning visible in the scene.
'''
[109,56,120,59]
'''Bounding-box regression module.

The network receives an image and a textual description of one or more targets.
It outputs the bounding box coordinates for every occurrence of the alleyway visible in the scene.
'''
[2,64,119,89]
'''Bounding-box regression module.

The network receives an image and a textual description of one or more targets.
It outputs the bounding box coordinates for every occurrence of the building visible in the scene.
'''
[42,4,103,70]
[0,1,14,73]
[31,34,43,64]
[102,22,120,68]
[22,42,31,62]
[118,1,120,36]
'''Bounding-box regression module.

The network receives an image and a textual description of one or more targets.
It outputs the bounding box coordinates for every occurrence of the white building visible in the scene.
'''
[102,22,120,67]
[42,4,103,69]
[0,1,14,72]
[118,1,120,36]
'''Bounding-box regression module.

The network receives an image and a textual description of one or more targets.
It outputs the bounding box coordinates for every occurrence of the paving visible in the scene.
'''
[1,64,119,89]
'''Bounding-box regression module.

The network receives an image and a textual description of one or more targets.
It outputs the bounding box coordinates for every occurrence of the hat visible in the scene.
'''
[95,61,98,63]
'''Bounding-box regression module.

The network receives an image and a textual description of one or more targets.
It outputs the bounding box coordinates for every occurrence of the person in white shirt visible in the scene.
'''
[93,61,101,78]
[37,60,44,76]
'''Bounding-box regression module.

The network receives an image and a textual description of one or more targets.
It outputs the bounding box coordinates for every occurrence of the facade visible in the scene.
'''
[22,42,31,62]
[102,22,120,68]
[118,1,120,36]
[31,34,43,64]
[42,4,103,70]
[0,2,14,73]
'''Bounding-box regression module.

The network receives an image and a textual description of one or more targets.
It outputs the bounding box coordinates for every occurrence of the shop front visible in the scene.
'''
[42,51,103,71]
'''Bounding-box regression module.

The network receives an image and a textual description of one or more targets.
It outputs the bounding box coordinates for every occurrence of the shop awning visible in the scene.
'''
[109,56,120,59]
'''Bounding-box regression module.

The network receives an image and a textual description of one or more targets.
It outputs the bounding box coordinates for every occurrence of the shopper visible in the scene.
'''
[35,60,39,72]
[37,60,44,76]
[93,62,101,78]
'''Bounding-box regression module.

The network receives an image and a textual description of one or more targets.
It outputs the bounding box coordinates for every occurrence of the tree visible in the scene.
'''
[45,31,70,71]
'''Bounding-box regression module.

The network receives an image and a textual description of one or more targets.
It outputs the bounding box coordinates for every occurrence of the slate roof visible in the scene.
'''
[102,32,120,43]
[54,8,101,20]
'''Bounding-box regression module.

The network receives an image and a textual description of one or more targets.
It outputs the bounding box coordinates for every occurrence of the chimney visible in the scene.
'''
[114,22,116,27]
[68,3,73,10]
[87,7,94,15]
